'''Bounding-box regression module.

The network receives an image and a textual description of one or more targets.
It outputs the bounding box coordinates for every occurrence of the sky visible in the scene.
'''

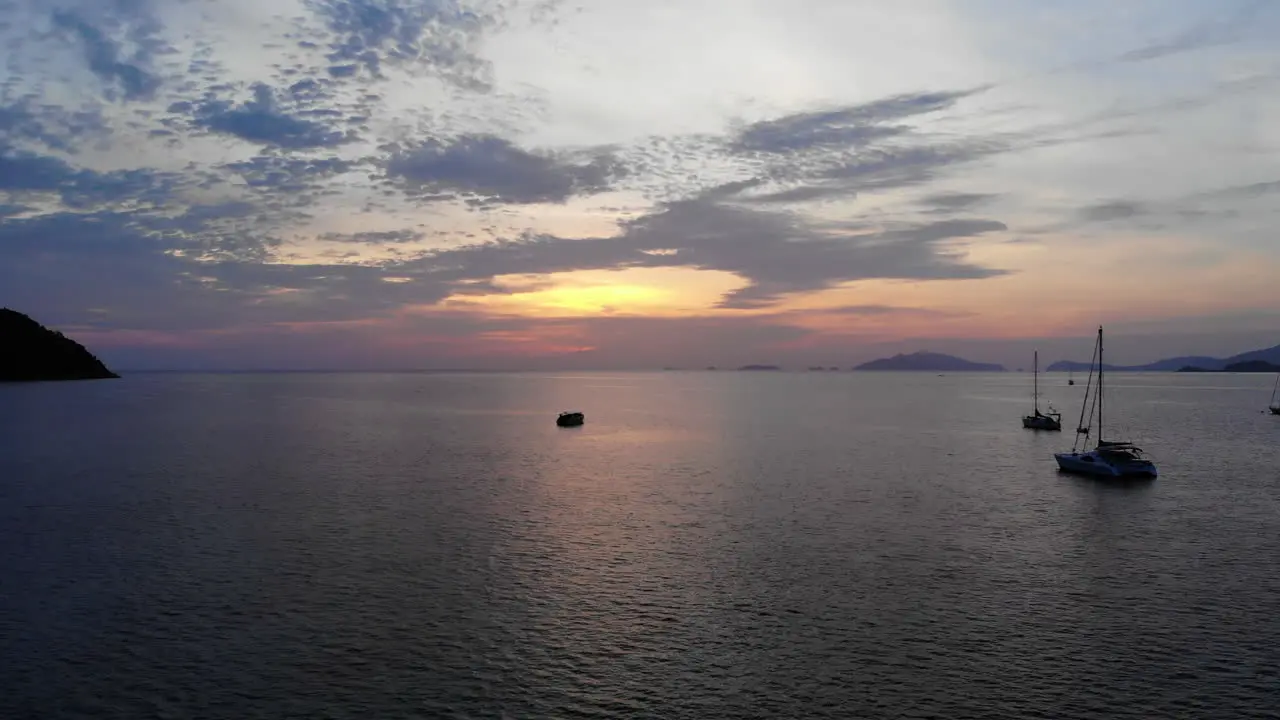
[2,0,1279,370]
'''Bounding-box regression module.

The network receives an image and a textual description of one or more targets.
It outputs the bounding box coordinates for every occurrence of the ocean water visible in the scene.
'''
[1,371,1278,719]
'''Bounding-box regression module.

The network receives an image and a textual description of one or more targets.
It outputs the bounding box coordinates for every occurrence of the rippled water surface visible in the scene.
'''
[2,371,1279,719]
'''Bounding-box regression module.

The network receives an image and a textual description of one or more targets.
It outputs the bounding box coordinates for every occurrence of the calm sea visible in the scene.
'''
[2,371,1278,719]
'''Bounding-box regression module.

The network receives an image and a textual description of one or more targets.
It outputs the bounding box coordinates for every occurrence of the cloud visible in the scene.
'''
[683,88,1009,208]
[628,201,1008,308]
[820,140,1007,193]
[704,137,1009,209]
[1078,200,1147,222]
[221,154,360,213]
[919,192,997,214]
[0,210,246,332]
[730,89,981,155]
[1201,179,1280,200]
[319,229,424,244]
[0,208,450,337]
[787,304,973,322]
[303,0,498,89]
[1118,0,1270,63]
[49,6,164,101]
[397,198,1008,308]
[0,101,109,153]
[1059,180,1278,234]
[0,145,180,208]
[186,83,355,149]
[382,134,624,204]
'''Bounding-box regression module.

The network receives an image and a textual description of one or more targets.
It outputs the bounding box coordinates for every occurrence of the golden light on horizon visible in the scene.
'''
[753,231,1280,339]
[348,227,1277,353]
[443,266,749,317]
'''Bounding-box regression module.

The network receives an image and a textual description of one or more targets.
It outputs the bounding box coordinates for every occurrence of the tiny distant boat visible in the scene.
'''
[1068,368,1075,386]
[1269,373,1280,415]
[1022,350,1062,431]
[556,411,585,427]
[1054,326,1157,479]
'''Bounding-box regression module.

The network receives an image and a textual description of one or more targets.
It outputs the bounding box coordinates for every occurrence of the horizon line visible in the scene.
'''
[109,367,1223,374]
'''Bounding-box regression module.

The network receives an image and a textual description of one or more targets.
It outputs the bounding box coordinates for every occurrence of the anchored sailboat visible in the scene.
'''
[1054,326,1157,478]
[1022,350,1062,431]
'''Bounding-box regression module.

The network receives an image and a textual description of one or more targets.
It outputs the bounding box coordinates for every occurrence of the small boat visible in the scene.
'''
[556,411,585,427]
[1068,369,1075,386]
[1022,350,1062,431]
[1054,326,1157,479]
[1269,372,1280,415]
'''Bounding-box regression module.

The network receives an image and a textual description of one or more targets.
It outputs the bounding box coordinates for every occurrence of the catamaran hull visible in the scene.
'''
[1054,452,1157,478]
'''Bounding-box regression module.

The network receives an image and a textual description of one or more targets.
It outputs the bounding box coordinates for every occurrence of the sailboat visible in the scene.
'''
[1269,373,1280,415]
[1022,350,1062,431]
[1054,326,1158,478]
[1068,369,1075,386]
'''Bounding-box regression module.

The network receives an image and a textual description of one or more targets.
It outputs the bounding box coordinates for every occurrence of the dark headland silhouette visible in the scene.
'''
[854,351,1005,372]
[1049,343,1280,372]
[1179,360,1280,373]
[0,308,119,382]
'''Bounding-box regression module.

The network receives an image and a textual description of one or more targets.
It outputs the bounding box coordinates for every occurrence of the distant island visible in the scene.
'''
[1226,360,1280,372]
[854,351,1005,372]
[1179,360,1280,373]
[738,364,781,371]
[0,309,118,382]
[1049,342,1280,372]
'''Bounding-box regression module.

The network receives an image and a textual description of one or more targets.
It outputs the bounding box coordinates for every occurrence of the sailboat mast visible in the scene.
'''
[1097,326,1104,443]
[1034,350,1039,413]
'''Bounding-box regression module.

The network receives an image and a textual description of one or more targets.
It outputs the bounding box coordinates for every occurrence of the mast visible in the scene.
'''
[1071,330,1099,452]
[1097,326,1104,445]
[1033,350,1039,413]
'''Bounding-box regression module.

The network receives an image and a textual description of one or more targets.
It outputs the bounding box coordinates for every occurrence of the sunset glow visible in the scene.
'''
[448,268,749,318]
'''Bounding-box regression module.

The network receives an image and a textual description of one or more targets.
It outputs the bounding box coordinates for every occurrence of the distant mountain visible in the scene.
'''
[1222,344,1280,366]
[1048,356,1219,372]
[1179,360,1280,373]
[1049,343,1280,372]
[854,351,1005,372]
[1223,360,1280,373]
[1,308,118,382]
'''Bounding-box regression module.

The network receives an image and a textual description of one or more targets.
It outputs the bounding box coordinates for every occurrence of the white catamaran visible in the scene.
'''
[1054,326,1158,479]
[1022,350,1062,431]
